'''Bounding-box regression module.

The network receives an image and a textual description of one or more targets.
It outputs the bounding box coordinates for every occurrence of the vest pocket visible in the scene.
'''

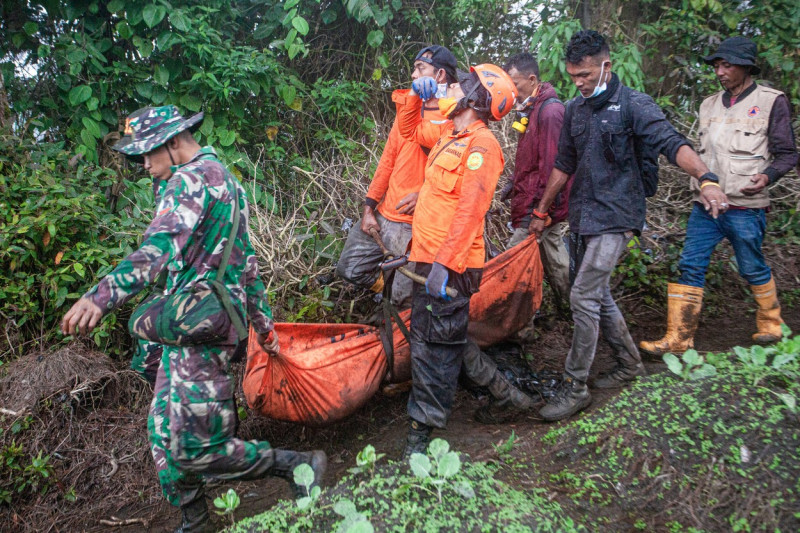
[730,122,766,154]
[431,155,461,192]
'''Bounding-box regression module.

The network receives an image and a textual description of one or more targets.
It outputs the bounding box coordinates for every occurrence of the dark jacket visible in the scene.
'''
[554,76,691,235]
[510,83,572,226]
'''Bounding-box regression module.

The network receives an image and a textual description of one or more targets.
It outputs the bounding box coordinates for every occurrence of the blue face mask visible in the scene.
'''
[584,62,610,99]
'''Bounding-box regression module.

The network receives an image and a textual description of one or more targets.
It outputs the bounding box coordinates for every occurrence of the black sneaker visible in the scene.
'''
[539,377,591,422]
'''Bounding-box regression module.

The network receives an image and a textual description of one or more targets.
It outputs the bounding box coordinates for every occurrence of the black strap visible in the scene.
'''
[377,271,412,381]
[536,97,562,125]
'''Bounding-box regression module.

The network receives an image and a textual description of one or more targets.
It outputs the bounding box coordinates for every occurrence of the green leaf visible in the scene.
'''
[217,129,236,147]
[293,463,314,488]
[778,393,796,413]
[37,45,51,59]
[689,364,717,381]
[346,522,374,533]
[23,22,38,36]
[296,496,312,510]
[116,21,132,39]
[437,451,461,478]
[428,438,449,460]
[321,9,337,24]
[408,453,431,478]
[733,345,750,363]
[143,4,166,28]
[663,352,683,375]
[199,114,214,136]
[453,480,475,499]
[135,83,153,99]
[292,16,309,36]
[681,349,701,367]
[155,65,170,86]
[179,93,202,112]
[81,117,102,138]
[333,499,357,517]
[107,0,125,13]
[68,85,92,106]
[170,11,191,32]
[287,42,303,60]
[772,352,796,369]
[280,85,296,106]
[73,263,86,277]
[285,0,301,9]
[751,345,767,366]
[366,30,384,48]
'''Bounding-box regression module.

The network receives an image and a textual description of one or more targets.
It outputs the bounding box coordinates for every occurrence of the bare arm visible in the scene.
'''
[528,168,570,238]
[674,145,729,218]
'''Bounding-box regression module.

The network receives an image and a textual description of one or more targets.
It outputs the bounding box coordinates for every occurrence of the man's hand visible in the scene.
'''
[740,173,769,196]
[61,298,103,336]
[425,262,450,301]
[395,192,418,215]
[360,205,380,235]
[411,77,437,101]
[699,183,730,219]
[499,182,513,203]
[528,217,546,241]
[256,330,280,356]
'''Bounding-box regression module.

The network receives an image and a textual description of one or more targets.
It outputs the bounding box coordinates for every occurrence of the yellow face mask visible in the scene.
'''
[438,97,458,117]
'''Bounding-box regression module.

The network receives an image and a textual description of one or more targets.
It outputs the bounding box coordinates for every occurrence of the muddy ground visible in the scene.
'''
[2,242,799,533]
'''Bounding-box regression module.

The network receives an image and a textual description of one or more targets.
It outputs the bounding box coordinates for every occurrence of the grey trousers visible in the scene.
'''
[335,211,414,308]
[565,233,641,382]
[508,221,571,310]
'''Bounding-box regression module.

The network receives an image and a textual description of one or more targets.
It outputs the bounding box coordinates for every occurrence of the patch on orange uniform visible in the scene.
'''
[466,152,484,170]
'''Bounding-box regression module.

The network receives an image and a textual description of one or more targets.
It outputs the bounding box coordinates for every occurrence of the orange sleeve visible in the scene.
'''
[366,120,401,204]
[435,139,505,270]
[395,91,448,149]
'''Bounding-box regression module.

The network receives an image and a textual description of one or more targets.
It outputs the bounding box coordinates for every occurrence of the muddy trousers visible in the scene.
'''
[335,212,414,308]
[565,233,642,383]
[149,344,273,507]
[406,264,481,428]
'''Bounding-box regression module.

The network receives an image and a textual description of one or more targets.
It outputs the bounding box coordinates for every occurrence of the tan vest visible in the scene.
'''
[693,85,783,208]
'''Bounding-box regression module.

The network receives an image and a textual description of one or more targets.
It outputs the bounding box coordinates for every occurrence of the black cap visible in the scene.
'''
[415,45,458,82]
[703,36,760,75]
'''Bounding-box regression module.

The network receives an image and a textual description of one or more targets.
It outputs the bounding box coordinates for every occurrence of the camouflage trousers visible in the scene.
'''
[131,340,162,384]
[148,343,271,506]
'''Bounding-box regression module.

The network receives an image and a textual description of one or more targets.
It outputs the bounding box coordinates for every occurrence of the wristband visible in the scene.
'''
[699,172,719,184]
[532,209,548,220]
[700,181,721,190]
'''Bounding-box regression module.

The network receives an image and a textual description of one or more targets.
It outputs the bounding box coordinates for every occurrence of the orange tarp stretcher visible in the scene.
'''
[243,235,544,426]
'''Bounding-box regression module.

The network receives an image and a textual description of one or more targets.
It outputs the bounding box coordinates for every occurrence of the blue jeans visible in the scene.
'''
[678,203,771,288]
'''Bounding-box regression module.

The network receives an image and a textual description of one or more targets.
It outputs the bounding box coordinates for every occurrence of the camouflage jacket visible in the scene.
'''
[85,146,274,336]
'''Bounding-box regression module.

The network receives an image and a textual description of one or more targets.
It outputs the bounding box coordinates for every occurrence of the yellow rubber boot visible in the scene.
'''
[751,277,784,344]
[640,283,703,356]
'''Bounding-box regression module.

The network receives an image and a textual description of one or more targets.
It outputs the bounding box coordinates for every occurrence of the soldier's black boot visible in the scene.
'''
[271,449,327,498]
[402,419,433,460]
[174,487,214,533]
[474,373,536,425]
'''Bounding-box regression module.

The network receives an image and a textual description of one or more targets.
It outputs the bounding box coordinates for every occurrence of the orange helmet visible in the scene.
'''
[471,64,517,121]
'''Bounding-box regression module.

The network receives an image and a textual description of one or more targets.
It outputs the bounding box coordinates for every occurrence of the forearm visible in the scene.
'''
[674,145,713,180]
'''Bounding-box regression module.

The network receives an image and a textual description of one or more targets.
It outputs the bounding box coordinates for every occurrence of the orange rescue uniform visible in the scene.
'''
[366,89,449,224]
[396,94,505,272]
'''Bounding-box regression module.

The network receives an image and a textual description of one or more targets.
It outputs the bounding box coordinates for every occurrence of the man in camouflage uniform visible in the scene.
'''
[61,106,326,533]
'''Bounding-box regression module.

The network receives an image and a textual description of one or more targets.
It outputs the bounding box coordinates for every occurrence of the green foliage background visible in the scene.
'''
[1,0,799,356]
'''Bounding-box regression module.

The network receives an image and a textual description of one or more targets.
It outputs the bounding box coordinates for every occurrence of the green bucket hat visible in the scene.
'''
[112,105,204,163]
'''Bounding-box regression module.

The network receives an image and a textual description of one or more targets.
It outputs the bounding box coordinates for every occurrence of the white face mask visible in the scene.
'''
[585,62,610,99]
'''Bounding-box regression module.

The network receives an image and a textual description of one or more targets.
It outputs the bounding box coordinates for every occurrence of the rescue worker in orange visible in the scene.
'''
[336,46,457,308]
[394,65,517,456]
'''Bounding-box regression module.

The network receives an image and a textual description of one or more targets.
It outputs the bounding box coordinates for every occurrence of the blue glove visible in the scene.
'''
[412,76,437,101]
[425,262,450,301]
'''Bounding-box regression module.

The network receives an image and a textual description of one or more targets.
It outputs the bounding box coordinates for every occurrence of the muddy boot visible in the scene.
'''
[640,283,703,356]
[596,309,647,389]
[751,277,785,344]
[402,419,432,460]
[539,376,591,422]
[174,487,214,533]
[474,372,536,424]
[271,449,328,499]
[593,362,647,389]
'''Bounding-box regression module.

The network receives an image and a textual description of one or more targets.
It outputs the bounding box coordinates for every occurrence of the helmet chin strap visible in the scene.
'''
[165,143,177,167]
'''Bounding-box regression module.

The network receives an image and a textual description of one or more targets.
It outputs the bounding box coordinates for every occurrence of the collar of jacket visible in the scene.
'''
[449,120,487,138]
[723,81,758,108]
[170,145,217,174]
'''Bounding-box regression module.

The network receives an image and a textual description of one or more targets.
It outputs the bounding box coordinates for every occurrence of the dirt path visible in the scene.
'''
[136,294,800,533]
